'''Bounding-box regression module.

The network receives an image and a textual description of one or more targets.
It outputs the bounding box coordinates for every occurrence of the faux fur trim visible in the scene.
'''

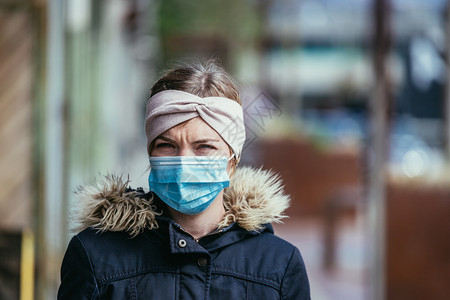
[74,175,160,237]
[220,167,290,231]
[74,167,290,235]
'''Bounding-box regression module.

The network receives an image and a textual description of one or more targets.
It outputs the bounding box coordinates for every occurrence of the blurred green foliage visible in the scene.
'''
[158,0,262,65]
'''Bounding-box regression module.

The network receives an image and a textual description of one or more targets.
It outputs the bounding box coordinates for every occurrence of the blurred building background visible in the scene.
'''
[1,0,450,299]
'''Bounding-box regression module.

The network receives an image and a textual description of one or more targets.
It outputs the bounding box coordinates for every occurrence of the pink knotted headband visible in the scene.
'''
[145,90,245,157]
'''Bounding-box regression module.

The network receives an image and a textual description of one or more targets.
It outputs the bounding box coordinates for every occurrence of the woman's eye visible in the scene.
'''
[156,143,175,148]
[197,144,216,150]
[197,144,217,152]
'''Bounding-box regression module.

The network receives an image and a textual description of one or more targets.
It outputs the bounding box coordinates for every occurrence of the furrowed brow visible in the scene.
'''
[193,139,220,144]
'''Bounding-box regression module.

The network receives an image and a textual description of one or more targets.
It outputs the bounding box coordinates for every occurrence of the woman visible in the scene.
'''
[58,61,310,299]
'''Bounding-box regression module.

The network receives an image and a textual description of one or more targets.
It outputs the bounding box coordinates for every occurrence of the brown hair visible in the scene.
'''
[150,60,241,105]
[149,60,241,170]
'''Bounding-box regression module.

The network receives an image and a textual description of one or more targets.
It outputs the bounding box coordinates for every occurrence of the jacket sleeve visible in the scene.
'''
[57,235,99,299]
[280,246,311,300]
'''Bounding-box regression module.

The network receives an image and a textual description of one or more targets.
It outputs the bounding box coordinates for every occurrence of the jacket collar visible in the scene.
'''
[75,167,290,237]
[163,220,274,254]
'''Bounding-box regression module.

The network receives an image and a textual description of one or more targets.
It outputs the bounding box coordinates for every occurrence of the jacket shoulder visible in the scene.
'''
[245,228,300,253]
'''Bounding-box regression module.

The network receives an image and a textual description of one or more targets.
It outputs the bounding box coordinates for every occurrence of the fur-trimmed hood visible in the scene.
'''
[75,167,290,237]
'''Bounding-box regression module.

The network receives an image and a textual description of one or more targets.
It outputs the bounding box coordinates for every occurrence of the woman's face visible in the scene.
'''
[150,117,232,159]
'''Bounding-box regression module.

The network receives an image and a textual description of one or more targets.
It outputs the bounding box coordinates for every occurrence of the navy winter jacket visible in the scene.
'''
[58,167,310,299]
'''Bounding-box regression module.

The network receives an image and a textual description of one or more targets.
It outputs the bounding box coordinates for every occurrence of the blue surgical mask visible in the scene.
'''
[148,155,233,215]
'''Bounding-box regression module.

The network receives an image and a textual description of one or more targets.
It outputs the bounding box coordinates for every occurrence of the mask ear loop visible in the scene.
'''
[227,153,239,178]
